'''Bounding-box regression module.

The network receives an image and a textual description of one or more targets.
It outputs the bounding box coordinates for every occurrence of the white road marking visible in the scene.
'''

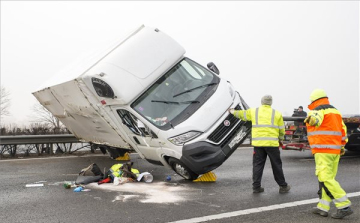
[169,192,360,223]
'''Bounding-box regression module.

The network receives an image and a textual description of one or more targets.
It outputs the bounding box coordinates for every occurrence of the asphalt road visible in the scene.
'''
[0,148,359,223]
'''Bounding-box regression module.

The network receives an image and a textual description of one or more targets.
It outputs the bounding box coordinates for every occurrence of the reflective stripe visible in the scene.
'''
[337,203,351,209]
[253,124,279,128]
[109,169,114,172]
[342,136,347,140]
[252,137,279,141]
[333,195,349,204]
[252,124,284,129]
[317,206,329,212]
[243,111,247,121]
[319,199,331,206]
[307,131,342,136]
[271,109,275,126]
[255,108,259,125]
[310,145,342,149]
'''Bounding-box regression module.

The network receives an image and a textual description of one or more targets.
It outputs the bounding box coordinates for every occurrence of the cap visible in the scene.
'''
[310,89,327,102]
[261,95,272,106]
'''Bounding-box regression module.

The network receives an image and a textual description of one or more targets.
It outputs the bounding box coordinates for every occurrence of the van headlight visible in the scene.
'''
[168,131,202,145]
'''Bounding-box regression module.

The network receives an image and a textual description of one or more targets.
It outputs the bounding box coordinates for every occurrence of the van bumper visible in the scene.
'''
[180,123,251,175]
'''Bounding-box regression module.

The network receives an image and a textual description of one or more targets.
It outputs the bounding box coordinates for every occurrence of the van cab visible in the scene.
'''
[33,25,251,180]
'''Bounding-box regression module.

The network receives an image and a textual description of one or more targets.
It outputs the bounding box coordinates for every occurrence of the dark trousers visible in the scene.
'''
[252,146,287,188]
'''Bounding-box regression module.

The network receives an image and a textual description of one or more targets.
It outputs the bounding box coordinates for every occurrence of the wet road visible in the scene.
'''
[0,148,359,223]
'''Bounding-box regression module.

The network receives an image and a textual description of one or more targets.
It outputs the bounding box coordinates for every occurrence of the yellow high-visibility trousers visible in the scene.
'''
[314,153,351,212]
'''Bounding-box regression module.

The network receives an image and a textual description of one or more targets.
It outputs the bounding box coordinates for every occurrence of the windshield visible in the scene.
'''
[132,58,219,130]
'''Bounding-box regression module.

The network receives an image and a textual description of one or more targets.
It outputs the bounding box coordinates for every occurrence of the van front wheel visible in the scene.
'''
[168,158,199,180]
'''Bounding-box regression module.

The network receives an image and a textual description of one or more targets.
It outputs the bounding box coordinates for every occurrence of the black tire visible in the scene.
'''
[168,158,199,180]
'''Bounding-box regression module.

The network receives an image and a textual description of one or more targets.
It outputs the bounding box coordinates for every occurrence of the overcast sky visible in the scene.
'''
[1,1,359,126]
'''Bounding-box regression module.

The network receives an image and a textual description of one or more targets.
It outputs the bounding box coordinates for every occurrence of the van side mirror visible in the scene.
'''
[207,62,220,75]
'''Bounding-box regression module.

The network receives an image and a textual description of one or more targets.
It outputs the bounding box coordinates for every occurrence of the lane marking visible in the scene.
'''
[169,192,360,223]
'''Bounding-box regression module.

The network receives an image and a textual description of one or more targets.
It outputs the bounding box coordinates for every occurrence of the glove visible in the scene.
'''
[279,140,283,147]
[228,108,235,114]
[304,115,317,126]
[340,147,345,156]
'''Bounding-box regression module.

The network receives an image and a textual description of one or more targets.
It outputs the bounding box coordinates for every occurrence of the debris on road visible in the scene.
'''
[25,183,44,187]
[137,172,153,183]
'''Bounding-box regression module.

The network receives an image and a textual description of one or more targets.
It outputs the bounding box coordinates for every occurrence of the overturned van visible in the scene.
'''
[33,25,251,180]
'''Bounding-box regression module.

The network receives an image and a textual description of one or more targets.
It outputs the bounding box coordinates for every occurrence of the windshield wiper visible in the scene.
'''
[173,83,218,98]
[151,100,200,104]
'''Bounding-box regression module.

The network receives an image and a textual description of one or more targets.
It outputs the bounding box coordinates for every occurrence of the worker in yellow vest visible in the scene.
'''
[229,95,290,194]
[305,89,352,219]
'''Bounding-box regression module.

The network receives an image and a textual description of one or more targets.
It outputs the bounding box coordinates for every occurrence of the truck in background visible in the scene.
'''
[33,25,251,180]
[282,115,360,152]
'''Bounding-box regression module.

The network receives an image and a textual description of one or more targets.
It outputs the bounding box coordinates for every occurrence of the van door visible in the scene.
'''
[116,109,162,161]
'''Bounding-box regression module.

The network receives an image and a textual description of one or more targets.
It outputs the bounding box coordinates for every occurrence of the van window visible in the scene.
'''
[131,58,219,130]
[181,60,204,79]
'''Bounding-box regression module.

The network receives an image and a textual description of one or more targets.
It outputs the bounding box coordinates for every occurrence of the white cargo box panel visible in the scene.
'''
[33,25,185,147]
[33,80,130,148]
[81,26,185,105]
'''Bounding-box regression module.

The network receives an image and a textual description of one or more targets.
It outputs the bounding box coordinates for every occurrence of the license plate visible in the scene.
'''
[228,128,247,149]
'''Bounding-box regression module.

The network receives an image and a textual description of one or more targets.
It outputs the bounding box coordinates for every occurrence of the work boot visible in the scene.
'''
[279,185,291,193]
[312,207,328,217]
[331,207,353,219]
[253,187,264,193]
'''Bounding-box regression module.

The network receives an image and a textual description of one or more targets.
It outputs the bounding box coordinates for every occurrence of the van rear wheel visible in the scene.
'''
[168,158,199,180]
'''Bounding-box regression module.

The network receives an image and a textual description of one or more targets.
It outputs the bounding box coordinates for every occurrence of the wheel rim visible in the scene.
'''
[174,163,191,179]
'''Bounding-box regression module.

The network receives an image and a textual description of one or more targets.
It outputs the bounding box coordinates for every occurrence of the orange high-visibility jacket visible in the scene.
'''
[306,98,347,155]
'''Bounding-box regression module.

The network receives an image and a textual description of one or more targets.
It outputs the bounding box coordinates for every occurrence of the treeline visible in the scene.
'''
[0,123,70,136]
[0,123,95,158]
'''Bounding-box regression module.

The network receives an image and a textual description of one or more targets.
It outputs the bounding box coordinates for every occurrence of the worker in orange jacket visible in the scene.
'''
[304,89,352,219]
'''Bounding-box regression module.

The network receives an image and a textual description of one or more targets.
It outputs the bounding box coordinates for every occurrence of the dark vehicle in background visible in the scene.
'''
[343,115,360,151]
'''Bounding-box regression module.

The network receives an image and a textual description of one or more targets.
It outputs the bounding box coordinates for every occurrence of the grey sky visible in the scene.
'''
[1,1,359,126]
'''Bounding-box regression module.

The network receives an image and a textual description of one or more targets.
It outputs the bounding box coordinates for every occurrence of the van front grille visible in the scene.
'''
[208,104,241,144]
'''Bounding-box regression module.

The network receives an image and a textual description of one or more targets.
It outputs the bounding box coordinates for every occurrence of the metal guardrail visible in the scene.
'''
[0,134,82,145]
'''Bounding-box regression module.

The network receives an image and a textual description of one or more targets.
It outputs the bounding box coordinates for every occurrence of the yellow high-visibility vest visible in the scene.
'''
[233,105,285,147]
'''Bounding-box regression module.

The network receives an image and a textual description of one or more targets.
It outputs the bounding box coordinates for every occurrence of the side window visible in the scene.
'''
[117,110,140,135]
[117,110,158,138]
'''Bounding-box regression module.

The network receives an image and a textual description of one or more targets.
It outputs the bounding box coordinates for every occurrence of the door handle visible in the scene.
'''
[133,136,140,144]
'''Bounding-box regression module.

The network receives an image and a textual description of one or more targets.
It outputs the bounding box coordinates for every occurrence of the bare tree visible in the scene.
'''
[31,103,65,133]
[0,86,11,118]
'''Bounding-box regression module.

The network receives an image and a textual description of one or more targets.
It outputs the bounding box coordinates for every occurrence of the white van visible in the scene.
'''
[33,25,251,180]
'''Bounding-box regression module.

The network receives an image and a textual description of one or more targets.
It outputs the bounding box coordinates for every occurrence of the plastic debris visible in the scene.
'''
[25,183,44,187]
[166,176,171,181]
[137,172,153,183]
[74,186,84,192]
[63,182,72,189]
